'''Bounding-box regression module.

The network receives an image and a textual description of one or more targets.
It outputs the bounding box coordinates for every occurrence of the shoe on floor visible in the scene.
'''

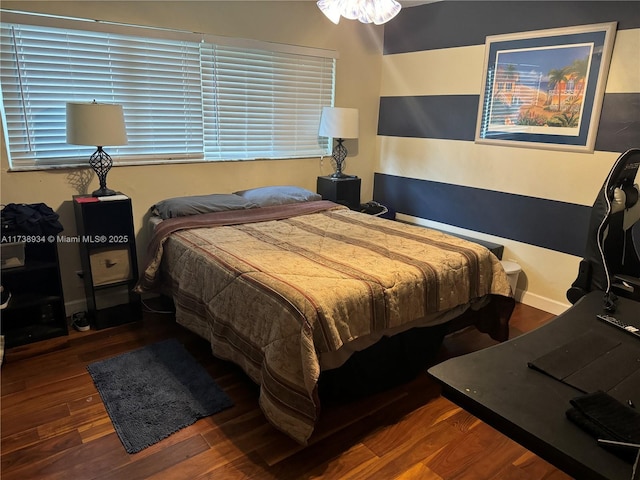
[0,286,11,310]
[72,312,90,332]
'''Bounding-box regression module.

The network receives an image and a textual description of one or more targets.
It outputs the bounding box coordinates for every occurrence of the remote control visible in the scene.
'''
[596,314,640,338]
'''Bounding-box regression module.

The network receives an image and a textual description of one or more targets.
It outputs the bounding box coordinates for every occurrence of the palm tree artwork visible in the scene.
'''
[477,22,616,150]
[547,67,570,111]
[485,45,592,132]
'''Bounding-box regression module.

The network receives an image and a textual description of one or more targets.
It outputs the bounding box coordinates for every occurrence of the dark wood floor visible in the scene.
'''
[1,300,572,480]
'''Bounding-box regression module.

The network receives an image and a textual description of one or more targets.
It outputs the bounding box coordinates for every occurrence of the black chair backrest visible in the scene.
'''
[567,148,640,304]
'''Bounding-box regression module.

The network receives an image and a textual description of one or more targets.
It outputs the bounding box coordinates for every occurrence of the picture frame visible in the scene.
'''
[475,22,617,153]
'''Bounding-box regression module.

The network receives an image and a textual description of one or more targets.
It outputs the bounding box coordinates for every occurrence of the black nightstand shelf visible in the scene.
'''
[317,175,361,210]
[91,278,133,291]
[1,241,68,348]
[73,194,142,330]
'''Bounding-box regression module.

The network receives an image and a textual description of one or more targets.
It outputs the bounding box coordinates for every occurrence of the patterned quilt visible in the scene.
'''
[136,201,513,443]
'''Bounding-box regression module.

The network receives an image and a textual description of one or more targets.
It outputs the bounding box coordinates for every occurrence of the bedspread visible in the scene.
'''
[136,201,513,443]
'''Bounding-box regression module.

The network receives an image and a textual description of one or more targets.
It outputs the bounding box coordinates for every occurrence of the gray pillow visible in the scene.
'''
[152,193,258,219]
[233,186,321,207]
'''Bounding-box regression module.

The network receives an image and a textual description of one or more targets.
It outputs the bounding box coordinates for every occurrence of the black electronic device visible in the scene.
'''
[597,314,640,339]
[360,201,388,216]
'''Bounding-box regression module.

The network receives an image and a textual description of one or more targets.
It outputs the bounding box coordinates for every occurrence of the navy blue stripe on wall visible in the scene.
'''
[373,173,591,257]
[596,93,640,153]
[385,1,640,55]
[378,96,477,140]
[378,93,640,153]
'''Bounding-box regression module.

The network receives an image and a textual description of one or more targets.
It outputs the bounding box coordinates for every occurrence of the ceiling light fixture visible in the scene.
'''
[317,0,402,25]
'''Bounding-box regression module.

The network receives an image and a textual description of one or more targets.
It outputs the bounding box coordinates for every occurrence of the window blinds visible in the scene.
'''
[201,45,335,160]
[0,15,335,170]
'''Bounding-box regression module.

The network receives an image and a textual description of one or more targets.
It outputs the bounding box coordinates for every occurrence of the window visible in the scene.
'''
[0,12,336,170]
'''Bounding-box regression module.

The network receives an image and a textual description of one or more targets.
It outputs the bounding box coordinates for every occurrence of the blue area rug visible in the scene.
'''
[87,338,233,453]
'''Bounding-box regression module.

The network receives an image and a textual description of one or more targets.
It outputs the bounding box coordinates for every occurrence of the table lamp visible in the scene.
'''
[319,107,359,178]
[66,101,127,196]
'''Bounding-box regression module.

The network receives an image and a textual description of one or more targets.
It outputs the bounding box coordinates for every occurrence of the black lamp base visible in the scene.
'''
[330,171,353,179]
[331,138,349,178]
[89,146,116,197]
[92,187,117,197]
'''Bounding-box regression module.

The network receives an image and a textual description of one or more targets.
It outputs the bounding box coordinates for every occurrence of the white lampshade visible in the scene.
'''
[66,102,127,147]
[318,107,359,139]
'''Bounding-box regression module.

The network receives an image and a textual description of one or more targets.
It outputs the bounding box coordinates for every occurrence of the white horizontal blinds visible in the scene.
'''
[0,12,336,169]
[202,44,334,160]
[0,22,202,168]
[101,35,202,161]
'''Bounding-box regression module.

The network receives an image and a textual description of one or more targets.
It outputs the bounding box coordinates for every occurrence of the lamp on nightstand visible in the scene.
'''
[66,101,127,197]
[319,107,359,178]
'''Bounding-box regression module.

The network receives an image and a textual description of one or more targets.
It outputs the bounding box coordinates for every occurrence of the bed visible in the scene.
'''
[136,186,515,444]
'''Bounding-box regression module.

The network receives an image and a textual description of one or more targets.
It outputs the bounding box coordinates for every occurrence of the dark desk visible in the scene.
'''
[429,291,640,480]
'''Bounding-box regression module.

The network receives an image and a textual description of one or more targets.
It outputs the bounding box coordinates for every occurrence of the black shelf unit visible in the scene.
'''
[317,175,361,210]
[1,241,68,348]
[73,195,142,330]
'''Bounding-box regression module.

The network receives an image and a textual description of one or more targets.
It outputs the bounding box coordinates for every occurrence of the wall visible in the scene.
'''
[376,1,640,313]
[0,1,384,313]
[4,1,638,317]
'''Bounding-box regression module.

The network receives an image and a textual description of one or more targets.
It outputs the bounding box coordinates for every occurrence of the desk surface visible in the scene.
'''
[429,291,640,480]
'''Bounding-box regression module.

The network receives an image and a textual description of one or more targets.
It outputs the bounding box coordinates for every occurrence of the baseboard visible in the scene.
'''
[517,289,570,316]
[64,298,87,318]
[65,291,163,319]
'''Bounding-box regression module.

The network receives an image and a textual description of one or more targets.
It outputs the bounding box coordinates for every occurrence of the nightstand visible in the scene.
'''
[73,194,142,329]
[317,176,361,210]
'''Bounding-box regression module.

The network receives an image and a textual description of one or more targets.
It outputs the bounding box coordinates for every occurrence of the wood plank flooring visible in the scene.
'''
[1,300,572,480]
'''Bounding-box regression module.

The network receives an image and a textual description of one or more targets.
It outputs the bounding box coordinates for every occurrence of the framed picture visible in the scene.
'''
[475,22,617,153]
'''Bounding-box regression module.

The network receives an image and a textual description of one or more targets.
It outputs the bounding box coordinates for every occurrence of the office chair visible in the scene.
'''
[567,148,640,307]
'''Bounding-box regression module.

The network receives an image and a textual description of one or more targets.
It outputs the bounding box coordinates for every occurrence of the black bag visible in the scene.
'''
[1,203,64,237]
